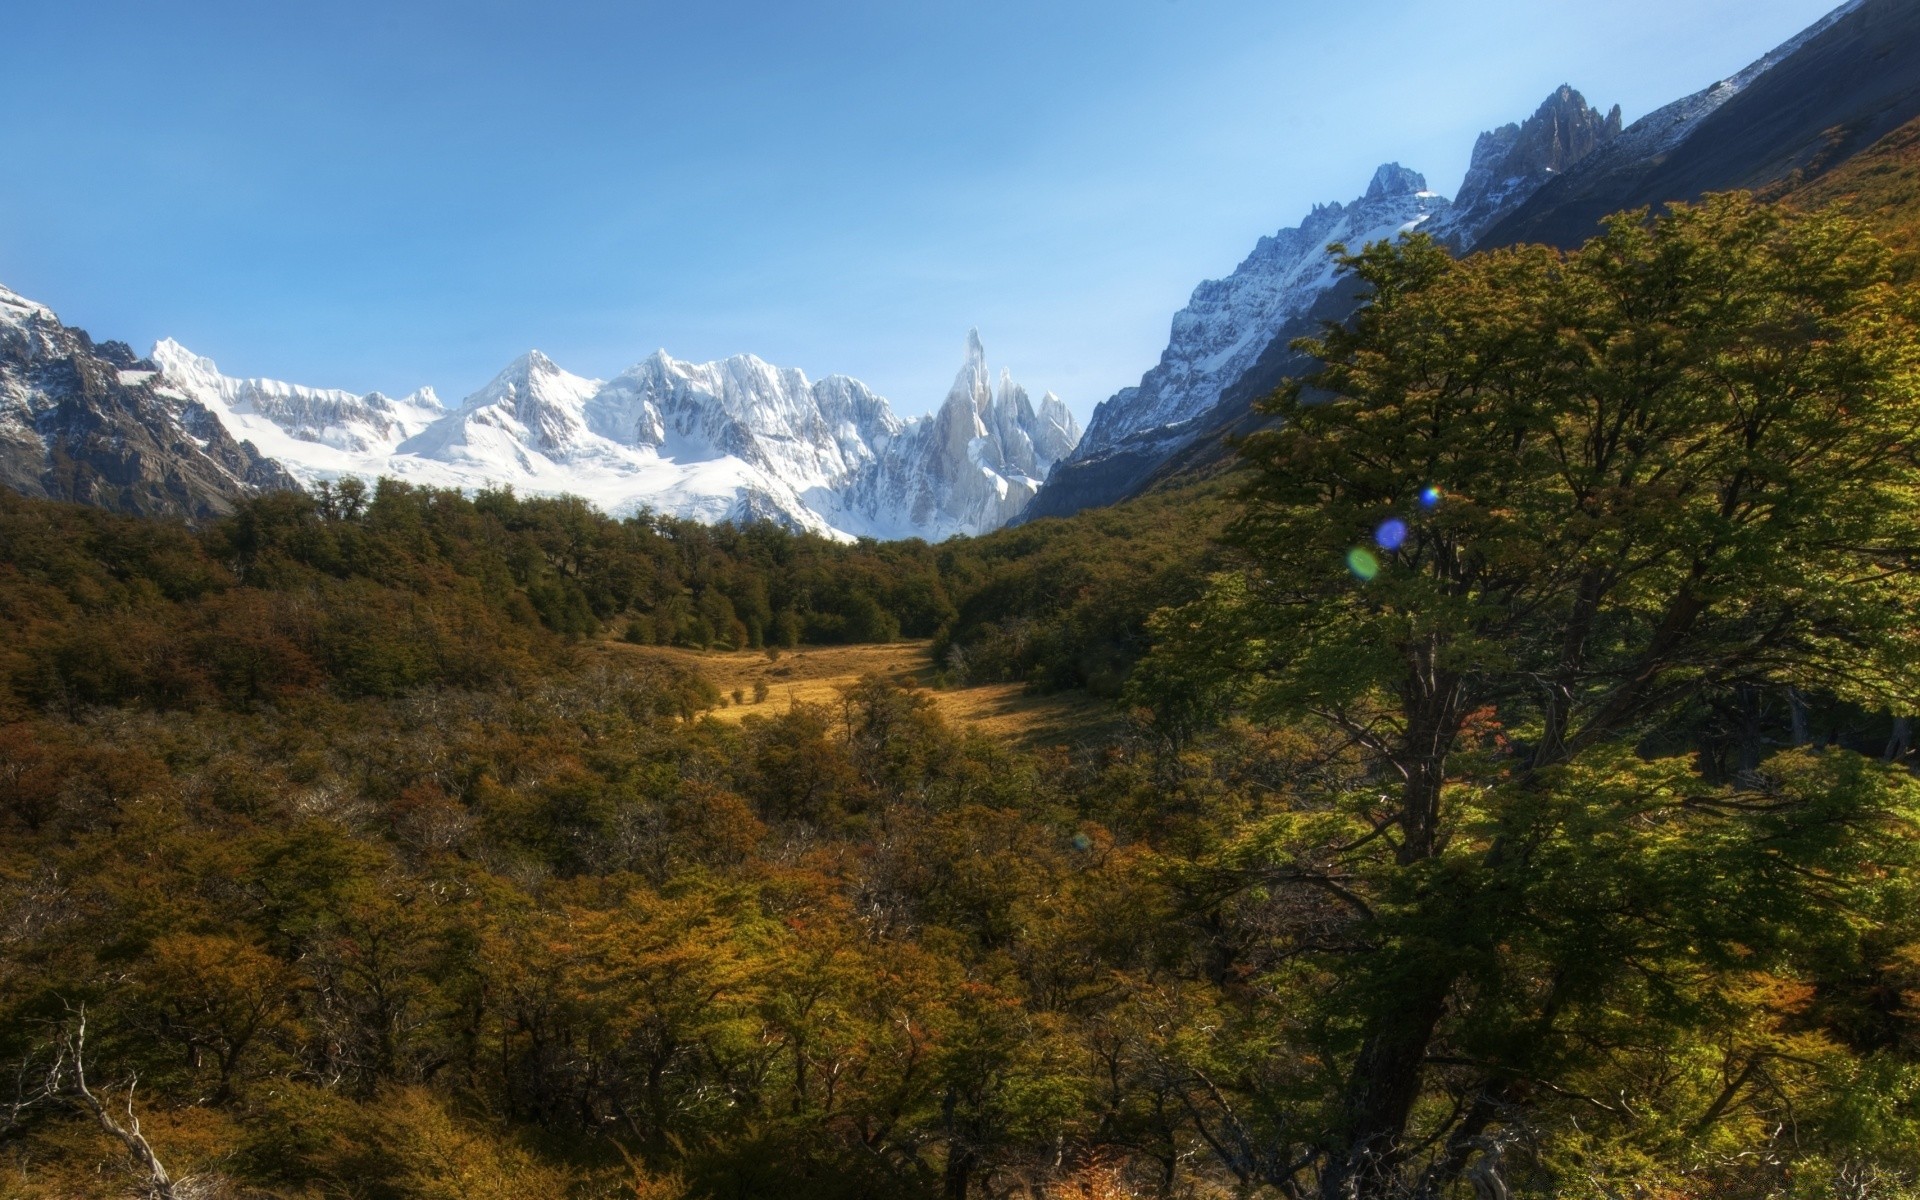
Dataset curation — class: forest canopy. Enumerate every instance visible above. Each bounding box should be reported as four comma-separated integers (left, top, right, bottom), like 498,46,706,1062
5,195,1920,1199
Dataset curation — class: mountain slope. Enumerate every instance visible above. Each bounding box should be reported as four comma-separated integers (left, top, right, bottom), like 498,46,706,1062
1022,165,1449,522
0,287,293,520
1021,87,1623,524
1074,163,1445,460
1777,112,1920,280
1481,0,1918,249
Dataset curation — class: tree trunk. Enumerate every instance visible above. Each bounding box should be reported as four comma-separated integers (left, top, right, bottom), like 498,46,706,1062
1318,968,1452,1199
944,1145,976,1200
1737,685,1764,774
1314,665,1470,1197
1884,715,1911,764
942,1086,976,1200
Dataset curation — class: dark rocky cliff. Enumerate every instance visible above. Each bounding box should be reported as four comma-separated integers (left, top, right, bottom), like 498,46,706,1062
0,287,295,521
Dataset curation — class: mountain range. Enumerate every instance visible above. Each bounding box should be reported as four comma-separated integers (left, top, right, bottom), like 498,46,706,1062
1024,0,1919,521
3,297,1077,538
3,0,1914,539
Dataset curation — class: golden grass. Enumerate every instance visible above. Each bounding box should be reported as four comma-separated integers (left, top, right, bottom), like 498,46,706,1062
599,639,1119,749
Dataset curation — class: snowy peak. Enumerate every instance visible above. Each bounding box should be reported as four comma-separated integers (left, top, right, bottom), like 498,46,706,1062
151,338,444,458
587,349,902,487
400,351,601,463
467,349,601,417
949,328,992,417
838,331,1080,540
1068,161,1449,461
0,284,54,330
1031,391,1080,467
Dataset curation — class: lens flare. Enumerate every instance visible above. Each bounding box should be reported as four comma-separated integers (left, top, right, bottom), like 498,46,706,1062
1375,518,1408,551
1419,486,1443,509
1347,547,1380,581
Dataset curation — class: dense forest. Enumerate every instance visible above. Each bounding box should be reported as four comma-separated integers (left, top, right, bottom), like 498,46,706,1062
7,191,1920,1200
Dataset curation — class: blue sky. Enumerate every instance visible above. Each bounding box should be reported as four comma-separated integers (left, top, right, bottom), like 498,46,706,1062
0,0,1850,418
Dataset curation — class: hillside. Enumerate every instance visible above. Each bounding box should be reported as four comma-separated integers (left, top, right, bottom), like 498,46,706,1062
1778,113,1920,279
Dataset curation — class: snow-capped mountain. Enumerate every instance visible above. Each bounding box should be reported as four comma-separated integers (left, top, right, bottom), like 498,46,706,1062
832,330,1079,539
1067,163,1450,465
151,339,444,457
1022,87,1625,524
398,351,599,467
150,328,1077,542
0,286,292,519
586,351,903,494
1426,86,1623,248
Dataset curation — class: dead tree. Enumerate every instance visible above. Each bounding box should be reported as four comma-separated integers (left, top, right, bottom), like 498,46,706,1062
28,1008,179,1200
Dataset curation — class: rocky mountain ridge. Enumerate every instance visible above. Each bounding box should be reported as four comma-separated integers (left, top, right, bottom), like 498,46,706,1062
1479,0,1911,248
1022,84,1623,522
1023,0,1917,524
1,286,292,520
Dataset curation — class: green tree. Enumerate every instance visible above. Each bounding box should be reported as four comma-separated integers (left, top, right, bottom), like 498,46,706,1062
1136,196,1920,1196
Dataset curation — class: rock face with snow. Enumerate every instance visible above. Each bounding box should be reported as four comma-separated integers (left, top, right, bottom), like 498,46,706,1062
1068,163,1446,466
585,351,903,495
0,287,293,520
1480,0,1915,249
1427,86,1622,248
834,330,1079,539
146,323,1077,542
150,339,442,457
399,351,599,467
1021,163,1467,522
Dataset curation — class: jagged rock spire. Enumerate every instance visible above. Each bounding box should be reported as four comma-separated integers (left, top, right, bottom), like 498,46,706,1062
1445,85,1622,249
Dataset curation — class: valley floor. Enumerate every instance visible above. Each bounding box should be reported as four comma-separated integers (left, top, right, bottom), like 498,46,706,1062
601,639,1119,748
